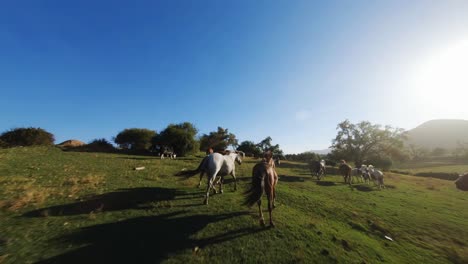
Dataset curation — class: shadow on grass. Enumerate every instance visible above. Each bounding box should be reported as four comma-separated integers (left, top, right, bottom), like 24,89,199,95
315,181,337,187
36,211,264,264
353,184,397,192
354,185,374,192
279,175,314,182
23,187,200,217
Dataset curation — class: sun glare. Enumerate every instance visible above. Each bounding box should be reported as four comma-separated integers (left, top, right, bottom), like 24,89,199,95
411,39,468,114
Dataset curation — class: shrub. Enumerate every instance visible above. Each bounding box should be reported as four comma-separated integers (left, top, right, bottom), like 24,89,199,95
114,128,156,150
0,127,54,147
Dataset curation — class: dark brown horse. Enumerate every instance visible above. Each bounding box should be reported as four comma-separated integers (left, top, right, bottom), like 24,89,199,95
244,151,278,227
339,160,352,185
455,173,468,191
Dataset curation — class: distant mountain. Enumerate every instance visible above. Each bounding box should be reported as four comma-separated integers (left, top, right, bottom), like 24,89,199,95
405,119,468,150
309,148,331,155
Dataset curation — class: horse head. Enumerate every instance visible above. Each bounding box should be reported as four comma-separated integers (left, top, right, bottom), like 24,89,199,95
235,153,242,165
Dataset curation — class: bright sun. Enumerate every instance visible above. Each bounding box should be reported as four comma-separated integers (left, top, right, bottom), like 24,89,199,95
411,39,468,116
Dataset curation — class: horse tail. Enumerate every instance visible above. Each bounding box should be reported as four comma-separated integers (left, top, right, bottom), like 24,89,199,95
175,156,208,177
243,163,265,207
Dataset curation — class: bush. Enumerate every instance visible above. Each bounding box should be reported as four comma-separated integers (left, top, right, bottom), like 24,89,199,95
154,122,198,156
0,127,54,147
0,139,6,148
114,128,156,150
367,156,393,171
68,138,115,153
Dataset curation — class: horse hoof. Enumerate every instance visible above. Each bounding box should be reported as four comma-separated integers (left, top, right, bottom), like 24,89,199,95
220,190,224,194
260,219,266,227
270,222,276,228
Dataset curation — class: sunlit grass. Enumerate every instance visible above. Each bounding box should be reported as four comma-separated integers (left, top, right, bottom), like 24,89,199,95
0,147,467,263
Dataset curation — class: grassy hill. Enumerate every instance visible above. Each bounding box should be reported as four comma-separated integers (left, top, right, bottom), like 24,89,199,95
406,119,468,150
1,147,467,263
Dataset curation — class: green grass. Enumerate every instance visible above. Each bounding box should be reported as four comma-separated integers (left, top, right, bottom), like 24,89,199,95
1,147,468,263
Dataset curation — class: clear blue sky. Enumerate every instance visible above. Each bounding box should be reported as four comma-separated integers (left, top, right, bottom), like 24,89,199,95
1,1,467,153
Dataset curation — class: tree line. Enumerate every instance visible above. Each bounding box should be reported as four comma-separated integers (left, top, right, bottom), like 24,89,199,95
1,120,467,168
0,123,284,158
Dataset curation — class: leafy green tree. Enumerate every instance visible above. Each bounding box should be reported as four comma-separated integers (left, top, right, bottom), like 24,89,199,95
154,122,198,156
199,127,238,152
237,141,262,157
285,152,320,162
0,127,55,147
114,128,156,150
330,120,406,166
257,136,284,157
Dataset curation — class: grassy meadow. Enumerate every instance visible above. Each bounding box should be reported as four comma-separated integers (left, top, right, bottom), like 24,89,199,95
1,147,467,263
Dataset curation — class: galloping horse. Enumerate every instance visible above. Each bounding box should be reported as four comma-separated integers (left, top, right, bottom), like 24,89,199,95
244,151,278,227
339,160,352,185
368,165,385,189
308,160,326,180
177,151,242,204
455,173,468,191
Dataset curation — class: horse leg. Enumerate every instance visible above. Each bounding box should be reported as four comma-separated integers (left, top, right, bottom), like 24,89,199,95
204,174,216,205
219,176,224,194
231,171,237,191
257,200,265,227
272,172,278,208
198,171,204,188
267,184,275,227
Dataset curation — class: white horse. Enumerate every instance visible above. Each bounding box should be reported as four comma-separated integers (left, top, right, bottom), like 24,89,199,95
368,165,385,189
202,152,242,204
360,164,372,184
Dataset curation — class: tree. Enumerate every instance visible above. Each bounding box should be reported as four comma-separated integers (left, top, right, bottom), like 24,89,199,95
237,141,262,157
114,128,156,150
408,144,430,161
154,122,198,156
199,127,238,152
0,127,54,147
257,136,284,157
431,147,447,157
330,120,406,166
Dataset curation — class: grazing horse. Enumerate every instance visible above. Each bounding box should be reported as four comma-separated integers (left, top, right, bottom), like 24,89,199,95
160,151,176,159
368,165,385,189
244,151,278,227
351,168,364,183
309,160,326,180
360,165,372,184
339,160,352,185
274,156,281,166
455,173,468,191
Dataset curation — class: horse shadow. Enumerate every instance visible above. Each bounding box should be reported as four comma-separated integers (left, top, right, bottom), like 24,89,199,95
315,181,337,187
353,184,396,192
23,187,200,217
35,211,264,264
279,175,313,182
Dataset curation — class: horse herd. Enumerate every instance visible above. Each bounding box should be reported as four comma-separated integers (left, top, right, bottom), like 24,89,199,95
177,150,278,227
177,152,468,227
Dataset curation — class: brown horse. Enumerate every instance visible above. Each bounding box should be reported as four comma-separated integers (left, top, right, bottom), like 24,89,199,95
244,151,278,227
339,160,352,185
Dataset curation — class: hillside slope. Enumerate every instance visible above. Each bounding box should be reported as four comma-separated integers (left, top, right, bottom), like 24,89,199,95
406,119,468,149
0,147,467,263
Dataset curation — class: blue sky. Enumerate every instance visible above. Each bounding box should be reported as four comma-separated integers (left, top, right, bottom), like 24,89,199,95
1,1,467,153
